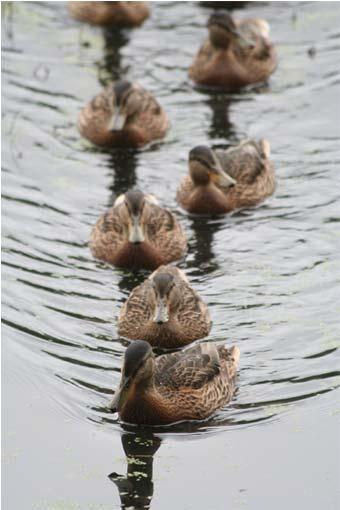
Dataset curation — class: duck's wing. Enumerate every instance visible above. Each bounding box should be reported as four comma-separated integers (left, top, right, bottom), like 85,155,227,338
145,204,187,260
215,139,269,184
129,86,163,117
119,279,154,326
89,85,114,115
176,175,195,209
238,18,272,60
78,86,114,139
97,204,124,236
176,280,211,330
155,343,221,389
145,204,176,238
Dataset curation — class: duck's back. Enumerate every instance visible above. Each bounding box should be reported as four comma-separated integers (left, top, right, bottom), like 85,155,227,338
144,205,187,262
215,140,267,184
89,203,125,263
127,88,170,144
154,343,239,421
237,18,277,77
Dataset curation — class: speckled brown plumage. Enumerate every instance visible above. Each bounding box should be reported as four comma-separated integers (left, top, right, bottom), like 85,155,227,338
69,1,150,27
177,139,275,215
118,266,211,348
90,192,187,269
111,341,239,425
189,14,277,90
78,82,169,148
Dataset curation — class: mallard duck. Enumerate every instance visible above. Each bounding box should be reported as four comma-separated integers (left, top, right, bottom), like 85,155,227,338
118,265,211,348
189,12,277,90
78,80,169,148
69,2,150,27
90,190,187,269
110,340,239,425
177,139,275,215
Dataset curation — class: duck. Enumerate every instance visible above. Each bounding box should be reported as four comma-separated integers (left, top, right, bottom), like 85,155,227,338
90,190,187,269
118,265,211,348
110,340,240,425
78,80,169,148
68,1,150,28
189,12,277,90
177,139,275,215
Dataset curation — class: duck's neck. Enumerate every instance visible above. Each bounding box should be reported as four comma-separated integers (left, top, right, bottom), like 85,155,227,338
147,316,183,345
120,380,166,425
209,27,232,50
189,183,230,214
115,240,162,269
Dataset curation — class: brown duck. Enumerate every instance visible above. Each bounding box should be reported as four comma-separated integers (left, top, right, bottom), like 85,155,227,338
69,2,150,27
189,12,277,90
177,139,275,215
110,340,240,425
118,265,211,348
90,190,187,269
78,80,169,148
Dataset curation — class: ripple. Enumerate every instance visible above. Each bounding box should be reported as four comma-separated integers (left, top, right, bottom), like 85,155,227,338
2,0,340,442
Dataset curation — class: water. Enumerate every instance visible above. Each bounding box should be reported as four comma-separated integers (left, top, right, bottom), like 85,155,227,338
2,1,340,509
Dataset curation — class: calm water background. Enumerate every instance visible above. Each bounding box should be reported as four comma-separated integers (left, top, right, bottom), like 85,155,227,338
2,1,340,509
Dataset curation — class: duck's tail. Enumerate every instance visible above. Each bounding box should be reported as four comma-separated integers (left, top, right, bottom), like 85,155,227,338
229,345,240,366
259,138,271,159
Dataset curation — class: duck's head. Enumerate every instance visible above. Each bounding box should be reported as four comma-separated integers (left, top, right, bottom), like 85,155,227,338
115,190,159,244
151,271,181,324
112,80,140,130
115,190,147,244
208,12,254,49
189,146,236,188
110,341,155,413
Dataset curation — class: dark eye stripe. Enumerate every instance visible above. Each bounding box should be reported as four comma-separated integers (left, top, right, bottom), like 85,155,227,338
191,156,212,168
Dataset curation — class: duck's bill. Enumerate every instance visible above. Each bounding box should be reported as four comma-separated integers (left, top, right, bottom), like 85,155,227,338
128,218,145,244
111,109,126,131
213,168,236,188
109,376,130,412
153,300,169,324
109,390,120,412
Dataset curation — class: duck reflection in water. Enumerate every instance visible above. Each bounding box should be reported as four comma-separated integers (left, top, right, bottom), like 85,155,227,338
205,93,238,143
109,431,161,510
187,215,226,275
97,28,130,85
200,2,248,9
108,148,139,206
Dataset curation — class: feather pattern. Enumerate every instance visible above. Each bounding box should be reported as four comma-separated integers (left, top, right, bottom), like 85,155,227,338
189,16,277,89
177,139,275,215
118,266,211,347
90,195,187,269
119,342,240,425
78,83,169,148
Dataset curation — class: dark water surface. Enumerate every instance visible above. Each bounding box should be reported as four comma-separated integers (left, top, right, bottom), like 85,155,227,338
2,2,340,509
